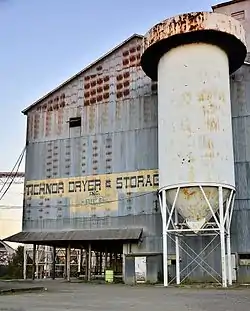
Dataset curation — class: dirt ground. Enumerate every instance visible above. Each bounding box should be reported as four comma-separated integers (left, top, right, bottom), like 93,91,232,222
0,280,250,311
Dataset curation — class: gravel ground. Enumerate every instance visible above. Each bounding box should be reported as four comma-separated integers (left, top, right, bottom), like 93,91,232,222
0,281,250,311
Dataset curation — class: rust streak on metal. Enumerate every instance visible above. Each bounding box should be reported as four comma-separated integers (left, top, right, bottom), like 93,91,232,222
182,188,197,198
143,11,246,50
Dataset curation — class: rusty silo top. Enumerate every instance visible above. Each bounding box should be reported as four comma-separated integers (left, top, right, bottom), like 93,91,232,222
140,11,247,81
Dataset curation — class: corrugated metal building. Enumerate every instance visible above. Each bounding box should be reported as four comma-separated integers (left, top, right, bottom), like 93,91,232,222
6,0,250,283
6,34,161,283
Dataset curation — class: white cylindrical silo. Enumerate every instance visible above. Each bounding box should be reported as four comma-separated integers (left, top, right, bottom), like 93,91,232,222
158,42,234,230
141,11,247,231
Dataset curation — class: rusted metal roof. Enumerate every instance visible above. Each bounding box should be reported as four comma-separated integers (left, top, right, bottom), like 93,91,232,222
212,0,246,10
141,11,246,81
22,34,143,115
4,228,143,244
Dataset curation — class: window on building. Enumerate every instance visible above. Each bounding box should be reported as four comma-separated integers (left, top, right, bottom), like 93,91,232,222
68,117,81,138
69,117,81,128
231,10,245,21
239,253,250,260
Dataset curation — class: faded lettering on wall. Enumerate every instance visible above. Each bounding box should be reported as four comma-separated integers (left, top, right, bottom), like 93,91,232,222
25,169,159,211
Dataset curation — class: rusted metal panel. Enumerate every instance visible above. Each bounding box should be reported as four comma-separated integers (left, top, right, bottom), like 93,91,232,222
143,11,246,50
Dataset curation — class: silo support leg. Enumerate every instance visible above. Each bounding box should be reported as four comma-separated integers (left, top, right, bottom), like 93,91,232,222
226,193,235,286
219,186,227,288
162,190,169,287
226,228,232,286
175,209,180,285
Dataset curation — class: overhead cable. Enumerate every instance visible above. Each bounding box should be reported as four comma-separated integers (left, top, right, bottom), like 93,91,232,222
0,146,26,201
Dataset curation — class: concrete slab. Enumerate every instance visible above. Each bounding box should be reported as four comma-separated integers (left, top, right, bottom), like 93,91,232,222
0,281,250,311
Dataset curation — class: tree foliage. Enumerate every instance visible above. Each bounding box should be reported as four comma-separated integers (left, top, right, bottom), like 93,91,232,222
5,246,33,279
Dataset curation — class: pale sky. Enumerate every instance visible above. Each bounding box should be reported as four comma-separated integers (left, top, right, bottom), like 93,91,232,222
0,0,222,172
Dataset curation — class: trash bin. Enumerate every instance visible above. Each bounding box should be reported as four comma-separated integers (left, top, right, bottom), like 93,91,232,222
105,269,114,283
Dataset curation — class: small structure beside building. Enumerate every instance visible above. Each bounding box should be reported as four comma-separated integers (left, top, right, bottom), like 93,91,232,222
0,240,15,266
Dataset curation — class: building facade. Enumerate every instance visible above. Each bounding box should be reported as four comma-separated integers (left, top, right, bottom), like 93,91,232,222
8,35,162,283
6,0,250,284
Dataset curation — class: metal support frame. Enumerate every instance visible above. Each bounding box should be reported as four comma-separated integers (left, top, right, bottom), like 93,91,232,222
23,245,27,280
88,243,92,281
158,183,235,288
78,249,82,274
52,246,56,280
32,244,36,280
66,244,71,282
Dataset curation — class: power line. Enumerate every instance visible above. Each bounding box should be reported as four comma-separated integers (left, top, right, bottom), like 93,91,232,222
0,146,26,201
0,147,25,195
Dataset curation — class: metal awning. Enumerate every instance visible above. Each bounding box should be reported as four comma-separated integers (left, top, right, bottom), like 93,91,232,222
4,228,143,245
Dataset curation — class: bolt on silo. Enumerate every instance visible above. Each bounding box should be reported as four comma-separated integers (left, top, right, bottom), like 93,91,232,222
141,12,246,287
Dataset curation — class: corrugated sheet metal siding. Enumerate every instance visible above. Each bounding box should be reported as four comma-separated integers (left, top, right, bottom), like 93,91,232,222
27,84,156,143
23,37,161,254
25,91,158,180
231,64,250,258
23,213,161,234
27,37,151,143
25,127,158,180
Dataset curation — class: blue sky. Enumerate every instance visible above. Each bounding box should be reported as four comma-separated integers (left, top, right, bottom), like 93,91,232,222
0,0,221,172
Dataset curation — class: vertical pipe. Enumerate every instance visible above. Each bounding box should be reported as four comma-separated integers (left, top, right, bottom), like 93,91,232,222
66,244,71,282
52,246,56,280
219,186,227,287
85,248,88,281
35,245,39,279
23,245,27,280
105,247,108,269
175,209,180,285
114,253,117,275
100,252,103,275
226,208,233,286
88,243,92,281
32,244,36,280
78,249,81,274
162,190,168,287
80,249,83,275
64,247,67,279
44,245,48,278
